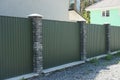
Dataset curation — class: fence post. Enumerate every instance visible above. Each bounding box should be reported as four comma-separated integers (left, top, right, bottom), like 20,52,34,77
28,14,43,75
104,24,110,54
78,21,87,61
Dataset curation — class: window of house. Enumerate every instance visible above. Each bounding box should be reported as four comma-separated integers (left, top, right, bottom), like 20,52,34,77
102,11,105,17
69,0,75,10
69,0,80,12
102,10,110,17
106,10,109,17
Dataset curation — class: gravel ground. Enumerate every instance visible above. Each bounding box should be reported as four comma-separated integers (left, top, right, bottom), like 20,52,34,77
31,54,120,80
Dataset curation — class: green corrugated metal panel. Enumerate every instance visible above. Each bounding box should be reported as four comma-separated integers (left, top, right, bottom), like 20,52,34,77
85,24,106,58
43,20,80,69
0,16,33,79
110,26,120,51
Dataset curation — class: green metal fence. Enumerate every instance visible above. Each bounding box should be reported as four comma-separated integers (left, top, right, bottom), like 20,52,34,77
0,16,33,79
43,20,81,69
85,24,106,58
1,16,120,79
110,26,120,51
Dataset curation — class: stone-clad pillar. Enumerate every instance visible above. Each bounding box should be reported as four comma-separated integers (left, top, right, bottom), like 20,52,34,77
28,14,43,74
78,21,87,61
104,24,110,54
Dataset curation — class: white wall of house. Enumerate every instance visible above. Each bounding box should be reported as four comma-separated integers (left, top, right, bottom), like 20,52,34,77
0,0,69,21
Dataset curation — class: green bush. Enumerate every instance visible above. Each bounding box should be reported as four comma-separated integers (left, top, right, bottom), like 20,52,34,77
115,52,120,56
104,54,112,60
89,58,98,63
20,78,27,80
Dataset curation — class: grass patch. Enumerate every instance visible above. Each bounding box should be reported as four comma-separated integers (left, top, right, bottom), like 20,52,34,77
89,58,98,63
104,54,112,60
20,78,27,80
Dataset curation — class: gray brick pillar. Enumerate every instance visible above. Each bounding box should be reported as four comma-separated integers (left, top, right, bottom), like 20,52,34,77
104,24,110,54
78,21,87,61
28,14,43,74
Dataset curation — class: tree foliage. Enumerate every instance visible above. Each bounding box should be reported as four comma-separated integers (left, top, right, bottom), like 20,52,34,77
80,0,97,23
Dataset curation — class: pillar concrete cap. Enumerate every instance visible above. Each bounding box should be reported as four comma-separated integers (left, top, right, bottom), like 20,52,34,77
28,13,43,18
